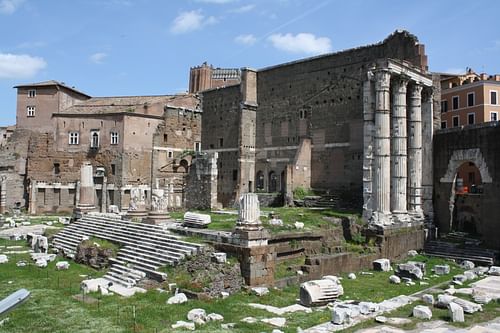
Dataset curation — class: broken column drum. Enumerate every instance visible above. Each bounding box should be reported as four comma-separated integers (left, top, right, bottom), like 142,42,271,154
236,193,262,231
300,278,344,307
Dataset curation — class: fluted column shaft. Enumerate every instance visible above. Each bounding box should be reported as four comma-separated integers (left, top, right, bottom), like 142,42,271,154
362,77,375,221
408,84,423,215
391,77,409,216
373,70,391,219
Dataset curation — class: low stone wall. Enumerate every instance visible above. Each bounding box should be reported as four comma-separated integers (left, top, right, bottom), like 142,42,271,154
256,193,283,207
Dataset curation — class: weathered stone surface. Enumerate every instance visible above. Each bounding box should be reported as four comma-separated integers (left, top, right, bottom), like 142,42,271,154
436,294,456,308
74,240,113,269
211,252,227,264
300,278,344,307
347,273,356,280
294,221,304,230
35,258,47,267
359,302,379,314
55,261,70,270
448,302,465,322
167,293,187,304
373,259,391,272
421,294,434,305
331,306,350,325
452,297,482,313
472,291,492,304
183,212,211,228
488,266,500,276
207,313,224,322
389,275,401,284
241,317,257,324
412,305,432,320
396,263,423,280
269,218,283,226
464,270,477,281
460,260,475,270
407,250,418,257
187,308,207,323
375,316,387,323
251,287,269,296
433,264,450,275
171,321,195,331
453,274,468,283
386,317,413,325
261,317,286,328
0,254,8,264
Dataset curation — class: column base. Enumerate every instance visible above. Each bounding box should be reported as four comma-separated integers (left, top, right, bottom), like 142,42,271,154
370,211,392,226
126,210,149,222
391,211,411,223
233,229,269,247
143,211,171,225
74,205,97,219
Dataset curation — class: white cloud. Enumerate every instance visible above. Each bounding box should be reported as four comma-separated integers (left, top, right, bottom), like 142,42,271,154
0,53,46,79
170,10,217,34
0,0,24,14
235,34,257,45
196,0,235,3
230,4,255,13
268,32,332,55
444,68,465,75
89,52,108,64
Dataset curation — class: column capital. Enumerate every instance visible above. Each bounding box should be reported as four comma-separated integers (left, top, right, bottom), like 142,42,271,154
422,87,434,103
375,70,391,90
409,83,423,98
392,75,410,94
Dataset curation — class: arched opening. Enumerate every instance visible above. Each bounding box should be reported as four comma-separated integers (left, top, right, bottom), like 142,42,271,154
280,170,286,192
256,171,264,191
91,131,100,149
177,159,189,173
450,161,483,235
268,171,277,193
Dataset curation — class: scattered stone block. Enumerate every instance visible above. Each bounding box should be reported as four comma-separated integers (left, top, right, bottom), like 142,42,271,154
294,221,304,229
396,263,423,280
35,259,47,268
261,317,286,328
55,261,70,270
422,294,434,305
448,302,464,322
269,218,283,226
272,330,284,333
375,316,387,323
460,260,475,270
389,275,401,284
386,317,412,325
300,278,343,306
331,306,351,325
220,291,229,299
16,260,26,267
464,270,477,280
187,308,207,324
474,266,489,276
168,283,177,292
211,252,227,264
221,323,235,329
453,274,468,283
488,266,500,276
207,313,224,321
167,293,187,304
433,264,450,275
412,305,432,320
251,287,269,296
407,250,418,257
183,212,211,228
407,261,426,274
436,294,456,308
444,286,456,295
373,258,391,272
419,281,428,286
241,317,257,323
452,297,482,313
359,302,379,314
0,254,8,264
171,321,195,331
347,273,356,280
297,270,304,276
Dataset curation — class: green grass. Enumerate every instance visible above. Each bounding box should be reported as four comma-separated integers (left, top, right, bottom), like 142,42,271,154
275,256,306,279
1,238,497,333
87,237,120,256
170,207,360,234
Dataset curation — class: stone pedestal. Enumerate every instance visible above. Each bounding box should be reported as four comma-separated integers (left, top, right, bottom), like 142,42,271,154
235,193,262,231
126,187,148,221
234,229,269,247
144,188,170,225
74,162,96,218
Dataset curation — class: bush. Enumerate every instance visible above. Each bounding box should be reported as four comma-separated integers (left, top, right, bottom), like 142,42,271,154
293,186,314,200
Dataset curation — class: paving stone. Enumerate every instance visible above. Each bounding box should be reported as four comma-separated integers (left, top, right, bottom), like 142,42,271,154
448,302,465,322
412,305,432,320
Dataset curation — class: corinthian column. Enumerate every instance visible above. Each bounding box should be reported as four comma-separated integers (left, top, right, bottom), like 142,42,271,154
373,70,391,224
391,76,409,221
362,73,375,221
408,83,423,217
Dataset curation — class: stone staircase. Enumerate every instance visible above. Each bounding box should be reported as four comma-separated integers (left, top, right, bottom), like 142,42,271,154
424,233,498,266
52,213,203,288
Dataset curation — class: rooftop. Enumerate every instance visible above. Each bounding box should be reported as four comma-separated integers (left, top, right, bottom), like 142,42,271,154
14,80,91,98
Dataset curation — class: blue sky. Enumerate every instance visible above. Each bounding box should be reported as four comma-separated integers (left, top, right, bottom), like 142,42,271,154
0,0,499,126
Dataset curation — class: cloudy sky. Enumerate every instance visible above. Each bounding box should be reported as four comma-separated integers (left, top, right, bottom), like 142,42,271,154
0,0,499,126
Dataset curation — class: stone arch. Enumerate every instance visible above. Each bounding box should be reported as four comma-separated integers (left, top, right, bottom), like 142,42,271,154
268,171,277,193
440,148,492,184
256,170,264,190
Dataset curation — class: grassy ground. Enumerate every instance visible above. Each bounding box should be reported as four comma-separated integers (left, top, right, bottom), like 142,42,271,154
0,238,497,333
170,207,360,233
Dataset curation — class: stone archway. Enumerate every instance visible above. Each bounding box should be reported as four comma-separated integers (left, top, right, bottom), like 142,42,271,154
441,148,491,234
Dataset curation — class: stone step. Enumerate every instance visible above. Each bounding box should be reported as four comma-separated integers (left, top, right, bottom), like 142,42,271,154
109,265,145,280
121,246,179,263
116,252,162,270
109,257,167,280
102,273,133,288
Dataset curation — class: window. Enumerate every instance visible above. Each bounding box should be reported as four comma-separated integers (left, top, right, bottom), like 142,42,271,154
69,132,79,145
441,100,448,113
299,109,307,119
441,121,447,129
26,106,35,117
467,113,475,125
452,116,459,127
194,141,201,152
53,163,60,175
110,132,119,145
219,138,224,148
491,112,498,122
111,164,116,175
167,151,173,158
163,134,168,143
452,96,459,110
232,169,238,181
90,131,100,148
491,91,498,105
467,92,475,107
28,89,36,98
